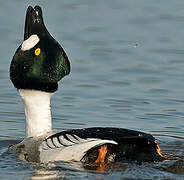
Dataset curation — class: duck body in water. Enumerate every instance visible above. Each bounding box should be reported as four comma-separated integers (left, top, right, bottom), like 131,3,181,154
10,5,165,164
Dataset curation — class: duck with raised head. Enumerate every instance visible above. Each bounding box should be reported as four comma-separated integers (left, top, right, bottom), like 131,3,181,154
10,5,166,164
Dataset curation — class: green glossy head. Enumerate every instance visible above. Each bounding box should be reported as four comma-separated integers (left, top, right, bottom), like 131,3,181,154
10,6,70,92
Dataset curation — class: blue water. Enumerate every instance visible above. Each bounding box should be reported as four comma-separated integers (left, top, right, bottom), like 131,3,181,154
1,0,184,179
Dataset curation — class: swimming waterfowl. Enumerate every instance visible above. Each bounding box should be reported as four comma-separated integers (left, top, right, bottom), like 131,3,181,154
10,5,166,164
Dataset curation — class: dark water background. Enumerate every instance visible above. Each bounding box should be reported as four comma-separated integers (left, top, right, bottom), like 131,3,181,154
1,0,184,179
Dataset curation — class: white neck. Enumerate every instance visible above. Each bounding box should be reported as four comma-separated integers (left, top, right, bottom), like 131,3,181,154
19,89,53,138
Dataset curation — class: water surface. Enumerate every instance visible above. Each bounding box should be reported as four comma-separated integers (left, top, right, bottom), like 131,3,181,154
1,0,184,179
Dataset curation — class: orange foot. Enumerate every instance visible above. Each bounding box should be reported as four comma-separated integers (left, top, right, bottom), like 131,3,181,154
95,144,107,163
155,140,171,159
95,144,108,172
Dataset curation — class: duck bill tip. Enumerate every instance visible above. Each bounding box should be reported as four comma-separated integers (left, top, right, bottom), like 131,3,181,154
24,5,45,40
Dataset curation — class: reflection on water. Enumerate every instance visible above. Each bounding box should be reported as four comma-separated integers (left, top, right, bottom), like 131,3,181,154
2,144,184,180
1,0,184,179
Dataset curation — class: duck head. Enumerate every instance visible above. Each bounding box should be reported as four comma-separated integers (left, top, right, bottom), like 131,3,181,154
10,5,70,92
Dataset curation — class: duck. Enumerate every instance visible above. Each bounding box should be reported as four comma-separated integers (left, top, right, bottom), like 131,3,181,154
9,5,166,164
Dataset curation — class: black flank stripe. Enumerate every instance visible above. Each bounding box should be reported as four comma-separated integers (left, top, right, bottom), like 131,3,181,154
71,134,80,143
51,137,58,148
46,139,54,149
57,135,67,147
64,134,75,143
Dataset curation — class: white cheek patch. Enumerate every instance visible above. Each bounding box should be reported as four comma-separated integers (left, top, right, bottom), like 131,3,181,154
21,34,40,51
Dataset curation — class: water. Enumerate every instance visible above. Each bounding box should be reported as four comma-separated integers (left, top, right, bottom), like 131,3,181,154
1,0,184,179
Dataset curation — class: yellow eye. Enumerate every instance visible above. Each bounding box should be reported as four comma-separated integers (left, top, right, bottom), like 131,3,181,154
35,48,41,56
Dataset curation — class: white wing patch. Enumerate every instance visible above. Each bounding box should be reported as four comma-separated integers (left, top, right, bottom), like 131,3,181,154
21,34,40,51
39,134,117,163
58,135,74,146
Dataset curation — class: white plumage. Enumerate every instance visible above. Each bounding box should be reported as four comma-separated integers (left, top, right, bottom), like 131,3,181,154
21,34,40,51
39,134,118,163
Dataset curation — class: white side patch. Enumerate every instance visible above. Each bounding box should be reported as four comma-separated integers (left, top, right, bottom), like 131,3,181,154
39,136,118,163
21,34,40,51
